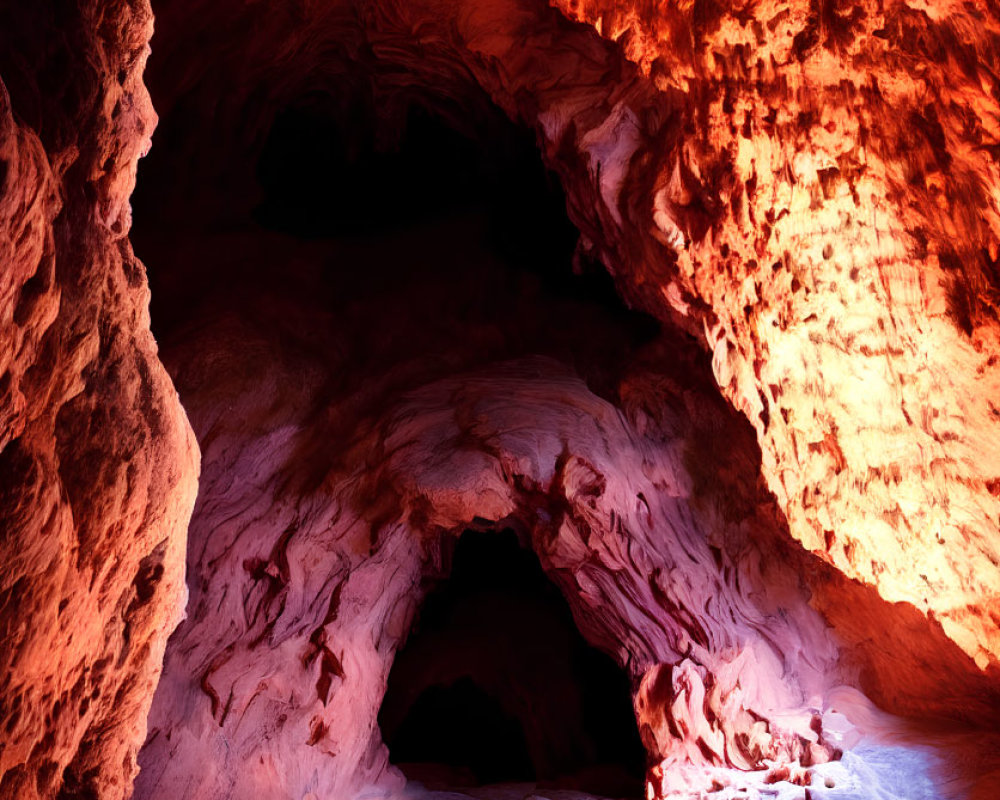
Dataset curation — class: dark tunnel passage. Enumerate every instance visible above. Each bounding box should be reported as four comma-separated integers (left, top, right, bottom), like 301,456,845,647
377,529,647,796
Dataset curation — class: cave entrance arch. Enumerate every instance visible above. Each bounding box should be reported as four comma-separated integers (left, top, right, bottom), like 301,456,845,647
377,528,646,796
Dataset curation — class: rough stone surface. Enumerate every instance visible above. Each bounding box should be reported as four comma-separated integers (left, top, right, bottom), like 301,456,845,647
553,0,1000,670
0,3,198,798
138,0,1000,670
2,0,1000,799
137,303,849,800
130,0,1000,796
134,229,996,800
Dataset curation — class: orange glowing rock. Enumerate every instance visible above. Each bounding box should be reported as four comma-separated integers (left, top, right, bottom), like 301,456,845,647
554,0,1000,669
2,0,1000,799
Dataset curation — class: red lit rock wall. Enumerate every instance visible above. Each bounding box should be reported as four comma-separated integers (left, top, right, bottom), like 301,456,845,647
135,294,847,798
134,247,998,799
146,0,1000,674
2,0,1000,798
552,0,1000,669
145,0,1000,672
131,0,1000,795
0,3,199,798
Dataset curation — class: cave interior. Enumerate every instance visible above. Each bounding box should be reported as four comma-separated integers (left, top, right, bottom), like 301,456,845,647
131,52,660,797
2,1,1000,800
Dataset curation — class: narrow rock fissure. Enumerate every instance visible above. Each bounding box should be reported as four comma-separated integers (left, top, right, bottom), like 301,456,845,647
378,529,646,798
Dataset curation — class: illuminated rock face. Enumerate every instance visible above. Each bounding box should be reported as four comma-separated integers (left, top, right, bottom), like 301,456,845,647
552,0,1000,669
2,0,1000,799
139,0,1000,669
135,305,848,799
0,4,199,799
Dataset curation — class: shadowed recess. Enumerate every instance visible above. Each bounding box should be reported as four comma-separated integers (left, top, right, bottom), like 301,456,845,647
133,90,662,405
378,529,647,795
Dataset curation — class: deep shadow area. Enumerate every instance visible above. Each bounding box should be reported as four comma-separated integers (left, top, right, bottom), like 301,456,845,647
131,88,662,406
378,529,646,796
254,101,572,253
388,676,536,785
251,98,634,323
249,99,648,337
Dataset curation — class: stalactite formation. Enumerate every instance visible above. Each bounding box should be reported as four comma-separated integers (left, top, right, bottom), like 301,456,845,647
1,1,999,800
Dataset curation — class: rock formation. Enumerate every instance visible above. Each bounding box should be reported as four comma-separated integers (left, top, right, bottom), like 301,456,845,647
0,3,198,798
1,0,999,799
554,0,1000,671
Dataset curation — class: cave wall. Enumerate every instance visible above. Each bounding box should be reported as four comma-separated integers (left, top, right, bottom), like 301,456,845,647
0,2,199,798
134,259,999,799
140,0,1000,669
1,0,1000,799
129,0,1000,790
552,0,1000,669
136,319,848,798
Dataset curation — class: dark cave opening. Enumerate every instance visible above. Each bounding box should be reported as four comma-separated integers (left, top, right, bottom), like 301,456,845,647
386,676,537,786
129,60,662,797
252,99,575,255
131,87,661,403
377,529,647,797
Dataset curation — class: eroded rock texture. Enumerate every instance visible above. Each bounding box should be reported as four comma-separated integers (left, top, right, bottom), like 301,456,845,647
138,286,853,799
138,0,1000,670
553,0,1000,669
128,0,1000,798
3,0,1000,799
0,2,198,799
